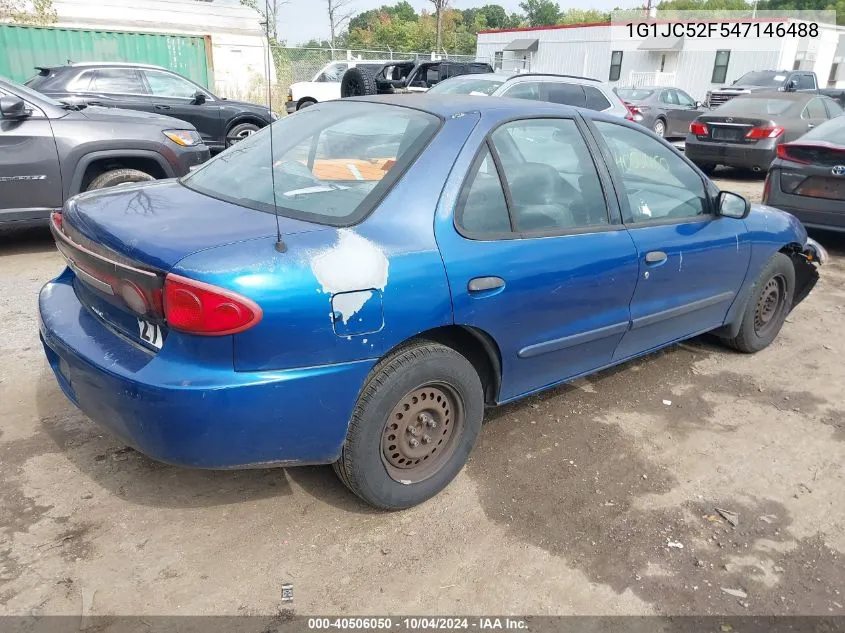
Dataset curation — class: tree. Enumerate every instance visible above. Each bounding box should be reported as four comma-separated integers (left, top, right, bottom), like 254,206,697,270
0,0,57,25
558,8,611,23
519,0,561,26
327,0,357,47
429,0,449,53
240,0,289,41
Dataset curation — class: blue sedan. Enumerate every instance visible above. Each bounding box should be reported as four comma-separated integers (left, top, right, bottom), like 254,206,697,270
39,95,826,509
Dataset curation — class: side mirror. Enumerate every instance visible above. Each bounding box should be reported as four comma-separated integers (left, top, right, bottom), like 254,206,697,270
695,101,704,109
191,91,207,105
717,191,750,219
0,96,31,119
785,79,798,92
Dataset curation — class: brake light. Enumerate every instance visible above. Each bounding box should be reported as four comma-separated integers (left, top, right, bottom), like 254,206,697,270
163,274,262,336
690,122,709,136
52,211,63,229
745,126,784,140
762,173,771,201
623,101,642,121
776,144,810,164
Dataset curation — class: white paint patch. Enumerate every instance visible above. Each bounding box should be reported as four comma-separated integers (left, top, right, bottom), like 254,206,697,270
310,230,389,325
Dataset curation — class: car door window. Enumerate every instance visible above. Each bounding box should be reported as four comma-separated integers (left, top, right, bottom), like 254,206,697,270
594,121,707,223
824,98,844,118
67,71,94,92
796,73,816,90
316,63,348,82
90,69,146,94
584,86,611,111
803,98,828,120
502,81,540,100
455,146,512,236
143,70,203,99
544,82,586,108
675,90,696,107
491,118,609,232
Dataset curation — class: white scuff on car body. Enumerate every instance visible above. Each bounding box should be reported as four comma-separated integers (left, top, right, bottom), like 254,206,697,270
310,229,389,325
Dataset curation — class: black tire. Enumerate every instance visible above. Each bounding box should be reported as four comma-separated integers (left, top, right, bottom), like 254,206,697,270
720,252,795,353
333,341,484,509
86,168,155,191
226,122,260,147
297,99,316,110
341,66,378,98
653,118,666,138
697,163,717,176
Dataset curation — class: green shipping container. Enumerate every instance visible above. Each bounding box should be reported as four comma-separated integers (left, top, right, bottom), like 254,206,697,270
0,24,211,87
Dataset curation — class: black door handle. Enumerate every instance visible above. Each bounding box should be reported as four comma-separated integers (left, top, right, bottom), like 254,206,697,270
645,251,668,265
468,276,505,292
155,104,171,110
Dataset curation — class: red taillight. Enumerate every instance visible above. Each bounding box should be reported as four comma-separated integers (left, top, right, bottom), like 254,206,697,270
762,173,771,202
745,126,784,140
52,211,63,229
623,101,641,121
690,122,709,136
776,144,810,164
163,274,262,336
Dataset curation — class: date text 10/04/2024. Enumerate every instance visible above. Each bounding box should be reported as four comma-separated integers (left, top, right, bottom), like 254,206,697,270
307,618,529,630
626,21,819,38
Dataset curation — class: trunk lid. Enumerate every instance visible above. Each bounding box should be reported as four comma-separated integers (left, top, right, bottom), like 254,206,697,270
65,180,321,270
697,115,771,144
56,180,324,352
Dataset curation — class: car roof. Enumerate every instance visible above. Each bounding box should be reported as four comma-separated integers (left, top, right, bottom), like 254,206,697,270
64,61,167,70
350,93,586,119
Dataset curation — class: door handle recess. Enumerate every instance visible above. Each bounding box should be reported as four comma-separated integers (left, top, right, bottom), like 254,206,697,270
645,251,668,265
468,276,505,292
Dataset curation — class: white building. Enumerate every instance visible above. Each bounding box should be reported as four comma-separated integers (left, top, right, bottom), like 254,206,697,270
47,0,271,98
476,18,845,101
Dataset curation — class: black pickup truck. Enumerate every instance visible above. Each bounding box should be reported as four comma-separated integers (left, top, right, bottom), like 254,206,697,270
706,70,845,109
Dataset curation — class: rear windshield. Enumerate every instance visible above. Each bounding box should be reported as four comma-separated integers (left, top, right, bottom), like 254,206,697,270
716,97,794,116
615,88,654,100
733,71,785,87
799,115,845,145
182,101,441,226
427,75,504,96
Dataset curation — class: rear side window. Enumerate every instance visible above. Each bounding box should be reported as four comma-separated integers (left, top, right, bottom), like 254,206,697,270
456,147,511,236
502,81,540,100
90,68,146,94
545,83,586,108
825,99,844,118
803,98,828,120
182,101,441,226
584,86,611,111
800,115,845,144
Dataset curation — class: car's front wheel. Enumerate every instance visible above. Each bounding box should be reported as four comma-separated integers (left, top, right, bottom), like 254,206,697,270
720,252,795,353
333,341,484,509
86,168,155,191
226,122,260,146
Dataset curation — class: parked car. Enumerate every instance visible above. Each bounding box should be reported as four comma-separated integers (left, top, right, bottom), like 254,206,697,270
763,114,845,232
428,73,630,119
40,95,825,509
707,69,845,109
26,62,276,152
614,86,706,138
286,60,391,113
0,76,208,228
340,60,493,97
685,91,844,174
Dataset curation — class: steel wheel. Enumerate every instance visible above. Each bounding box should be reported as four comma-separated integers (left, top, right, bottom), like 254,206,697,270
754,274,787,337
380,383,464,484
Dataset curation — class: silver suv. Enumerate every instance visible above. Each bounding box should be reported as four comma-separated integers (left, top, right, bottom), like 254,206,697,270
427,72,631,119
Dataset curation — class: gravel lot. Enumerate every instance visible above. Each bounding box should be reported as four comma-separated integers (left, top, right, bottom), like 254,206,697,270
1,174,844,617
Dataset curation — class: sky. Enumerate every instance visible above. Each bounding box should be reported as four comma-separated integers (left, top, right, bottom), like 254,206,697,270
273,0,615,46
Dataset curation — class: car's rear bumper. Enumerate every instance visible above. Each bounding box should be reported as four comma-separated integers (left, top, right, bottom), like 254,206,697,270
764,171,845,232
685,141,776,171
39,271,374,469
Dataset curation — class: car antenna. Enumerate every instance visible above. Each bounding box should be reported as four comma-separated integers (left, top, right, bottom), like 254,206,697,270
264,0,286,253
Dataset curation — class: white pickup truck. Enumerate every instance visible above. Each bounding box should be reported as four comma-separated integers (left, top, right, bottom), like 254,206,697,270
286,60,391,113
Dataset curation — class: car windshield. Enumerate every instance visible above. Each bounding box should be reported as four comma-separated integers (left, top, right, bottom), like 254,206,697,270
0,76,64,107
427,75,504,96
799,115,845,145
615,88,654,100
733,71,785,87
182,101,441,226
716,97,794,116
